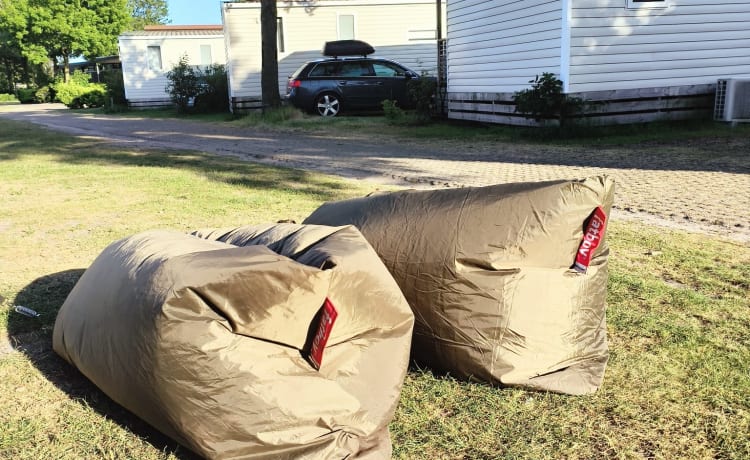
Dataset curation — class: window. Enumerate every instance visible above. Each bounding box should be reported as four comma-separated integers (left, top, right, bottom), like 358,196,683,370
277,17,285,53
147,46,162,71
372,62,406,77
200,45,212,66
627,0,668,9
338,14,355,40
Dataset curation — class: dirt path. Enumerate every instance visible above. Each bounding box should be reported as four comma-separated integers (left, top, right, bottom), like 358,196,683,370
2,103,749,243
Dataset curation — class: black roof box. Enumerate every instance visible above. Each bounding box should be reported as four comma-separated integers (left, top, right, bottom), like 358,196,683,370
322,40,375,58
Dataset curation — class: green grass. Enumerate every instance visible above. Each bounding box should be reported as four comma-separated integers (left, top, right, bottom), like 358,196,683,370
1,118,749,459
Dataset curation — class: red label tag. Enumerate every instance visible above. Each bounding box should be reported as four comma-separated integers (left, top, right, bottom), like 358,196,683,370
307,298,338,370
573,206,607,273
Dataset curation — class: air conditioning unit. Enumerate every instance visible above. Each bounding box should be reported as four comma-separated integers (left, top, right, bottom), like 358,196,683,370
714,79,750,122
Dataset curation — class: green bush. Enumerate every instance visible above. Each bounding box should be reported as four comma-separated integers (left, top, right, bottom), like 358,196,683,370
17,88,37,104
71,87,107,108
195,64,229,113
407,75,437,123
53,71,107,108
34,86,53,103
165,54,202,113
512,73,583,127
0,93,18,102
54,82,107,108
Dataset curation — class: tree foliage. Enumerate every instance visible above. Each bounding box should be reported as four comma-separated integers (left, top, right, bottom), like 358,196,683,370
127,0,169,31
0,0,129,82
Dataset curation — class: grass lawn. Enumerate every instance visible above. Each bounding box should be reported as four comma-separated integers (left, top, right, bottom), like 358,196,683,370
1,118,748,459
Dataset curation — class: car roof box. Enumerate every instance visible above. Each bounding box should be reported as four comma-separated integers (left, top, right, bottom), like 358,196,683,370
322,40,375,58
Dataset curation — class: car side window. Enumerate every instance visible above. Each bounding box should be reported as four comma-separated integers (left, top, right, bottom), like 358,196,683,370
309,63,337,77
338,62,370,77
372,62,405,77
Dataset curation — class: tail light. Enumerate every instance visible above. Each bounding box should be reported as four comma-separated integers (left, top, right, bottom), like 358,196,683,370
288,79,302,88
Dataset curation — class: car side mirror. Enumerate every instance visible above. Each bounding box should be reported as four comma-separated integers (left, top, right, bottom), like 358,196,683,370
405,70,419,79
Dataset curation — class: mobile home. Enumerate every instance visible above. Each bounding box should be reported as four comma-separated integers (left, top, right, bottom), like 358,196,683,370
446,0,750,124
119,25,226,108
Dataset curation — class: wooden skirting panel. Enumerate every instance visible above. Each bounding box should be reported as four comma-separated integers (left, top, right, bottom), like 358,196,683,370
231,96,264,113
127,98,174,109
447,84,716,126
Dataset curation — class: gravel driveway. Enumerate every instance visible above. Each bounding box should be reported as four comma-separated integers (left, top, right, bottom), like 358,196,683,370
2,103,748,243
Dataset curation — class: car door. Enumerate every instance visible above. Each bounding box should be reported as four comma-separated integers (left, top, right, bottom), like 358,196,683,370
371,61,411,108
336,61,388,109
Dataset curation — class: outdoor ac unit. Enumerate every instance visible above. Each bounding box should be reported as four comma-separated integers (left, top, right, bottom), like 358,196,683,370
714,79,750,122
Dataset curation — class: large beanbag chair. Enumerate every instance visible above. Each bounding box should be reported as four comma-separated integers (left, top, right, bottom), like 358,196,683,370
303,176,615,395
53,224,414,459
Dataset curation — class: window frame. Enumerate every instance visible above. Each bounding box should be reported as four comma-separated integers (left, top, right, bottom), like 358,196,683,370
147,45,162,71
626,0,668,9
200,44,212,67
337,13,355,40
277,17,285,53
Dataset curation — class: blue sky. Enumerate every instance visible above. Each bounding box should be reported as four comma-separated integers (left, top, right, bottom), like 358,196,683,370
166,0,223,25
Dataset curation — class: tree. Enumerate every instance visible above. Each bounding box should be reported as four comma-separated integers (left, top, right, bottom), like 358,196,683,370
0,0,129,82
260,0,280,109
127,0,169,31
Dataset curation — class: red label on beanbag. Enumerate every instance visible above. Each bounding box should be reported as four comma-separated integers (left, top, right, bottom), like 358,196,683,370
574,207,607,273
307,298,338,370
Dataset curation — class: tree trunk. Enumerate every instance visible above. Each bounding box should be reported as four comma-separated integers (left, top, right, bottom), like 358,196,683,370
260,0,280,110
63,54,71,83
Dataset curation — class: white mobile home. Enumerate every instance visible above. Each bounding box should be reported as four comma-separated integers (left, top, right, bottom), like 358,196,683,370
119,25,226,107
446,0,750,124
223,0,444,112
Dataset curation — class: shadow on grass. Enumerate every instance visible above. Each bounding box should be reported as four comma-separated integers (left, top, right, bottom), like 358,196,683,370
0,119,352,203
9,271,200,460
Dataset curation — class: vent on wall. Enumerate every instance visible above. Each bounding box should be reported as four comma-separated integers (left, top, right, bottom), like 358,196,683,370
714,79,750,122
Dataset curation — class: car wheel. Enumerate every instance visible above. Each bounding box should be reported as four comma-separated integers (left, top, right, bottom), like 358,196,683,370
315,92,341,117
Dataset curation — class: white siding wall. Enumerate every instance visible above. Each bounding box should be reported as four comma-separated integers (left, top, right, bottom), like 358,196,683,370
224,0,442,100
446,0,564,93
119,34,226,102
569,0,750,92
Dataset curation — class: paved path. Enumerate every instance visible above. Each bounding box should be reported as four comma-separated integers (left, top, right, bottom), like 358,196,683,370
2,104,749,242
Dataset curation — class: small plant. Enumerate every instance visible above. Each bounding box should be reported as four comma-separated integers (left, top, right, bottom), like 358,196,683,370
513,73,583,127
0,93,19,103
165,54,202,113
382,99,405,123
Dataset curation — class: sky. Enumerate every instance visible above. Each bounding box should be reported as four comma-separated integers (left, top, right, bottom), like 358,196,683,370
166,0,223,25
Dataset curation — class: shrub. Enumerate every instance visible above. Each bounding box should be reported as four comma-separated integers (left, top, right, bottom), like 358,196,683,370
195,64,229,113
34,86,53,103
407,75,437,123
71,87,107,108
165,54,202,113
512,73,583,127
17,88,37,104
0,93,18,103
